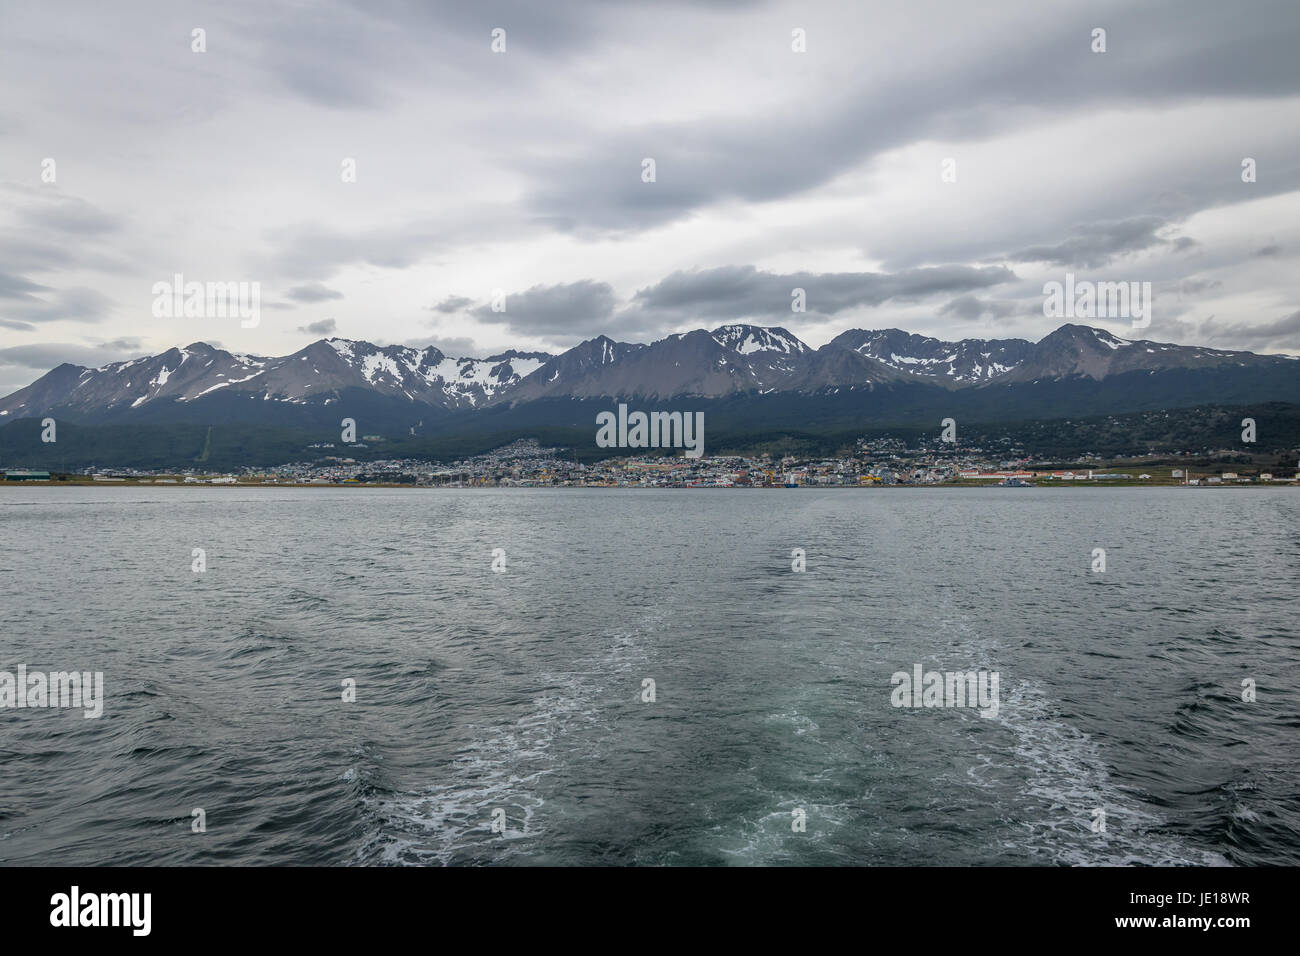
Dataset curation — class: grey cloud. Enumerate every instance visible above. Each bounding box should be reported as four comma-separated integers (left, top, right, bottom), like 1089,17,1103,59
628,265,1016,323
940,294,1020,320
2,0,1298,361
397,334,482,357
0,285,113,324
253,0,755,112
429,295,473,314
1206,310,1300,351
0,237,77,274
286,283,344,302
259,212,521,280
261,221,441,280
0,341,145,370
96,337,144,351
1008,217,1185,269
0,271,52,300
256,7,397,109
0,235,125,275
470,279,617,334
345,0,608,56
32,287,115,322
298,318,338,335
1177,278,1223,296
16,195,121,236
1253,244,1283,257
524,1,1300,232
0,186,126,266
255,0,608,111
0,337,145,401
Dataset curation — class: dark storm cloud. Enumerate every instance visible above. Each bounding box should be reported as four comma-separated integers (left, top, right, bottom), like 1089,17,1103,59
627,264,1016,323
1007,216,1183,269
523,0,1300,232
286,283,344,303
2,0,1297,358
256,0,762,110
470,279,618,334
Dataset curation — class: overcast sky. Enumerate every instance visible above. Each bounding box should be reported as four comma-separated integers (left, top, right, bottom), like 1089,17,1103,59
2,0,1299,394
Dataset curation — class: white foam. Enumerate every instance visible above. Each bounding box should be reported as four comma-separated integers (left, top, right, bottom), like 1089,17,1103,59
359,612,665,865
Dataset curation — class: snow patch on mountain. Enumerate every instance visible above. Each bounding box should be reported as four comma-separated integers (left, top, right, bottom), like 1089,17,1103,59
361,352,402,384
712,324,809,355
1092,328,1132,350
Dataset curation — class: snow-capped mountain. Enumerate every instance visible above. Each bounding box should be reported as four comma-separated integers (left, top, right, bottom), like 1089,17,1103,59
710,324,808,356
0,339,551,422
991,324,1270,383
507,325,821,401
315,340,549,407
831,329,1034,385
0,343,274,421
826,324,1292,389
1,324,1294,426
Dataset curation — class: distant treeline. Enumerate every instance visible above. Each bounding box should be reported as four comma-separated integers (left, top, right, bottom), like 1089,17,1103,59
2,401,1297,471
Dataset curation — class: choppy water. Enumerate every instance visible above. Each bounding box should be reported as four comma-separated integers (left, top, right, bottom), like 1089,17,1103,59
1,486,1296,866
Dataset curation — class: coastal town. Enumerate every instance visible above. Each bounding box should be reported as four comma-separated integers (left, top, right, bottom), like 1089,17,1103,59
4,437,1295,487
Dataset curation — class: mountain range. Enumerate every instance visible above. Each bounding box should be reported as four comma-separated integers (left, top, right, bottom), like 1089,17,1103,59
3,323,1295,430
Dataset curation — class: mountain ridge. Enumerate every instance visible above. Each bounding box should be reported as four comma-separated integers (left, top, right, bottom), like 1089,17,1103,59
2,323,1295,429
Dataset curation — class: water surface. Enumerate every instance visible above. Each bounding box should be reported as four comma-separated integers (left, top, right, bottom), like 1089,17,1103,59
1,486,1296,866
